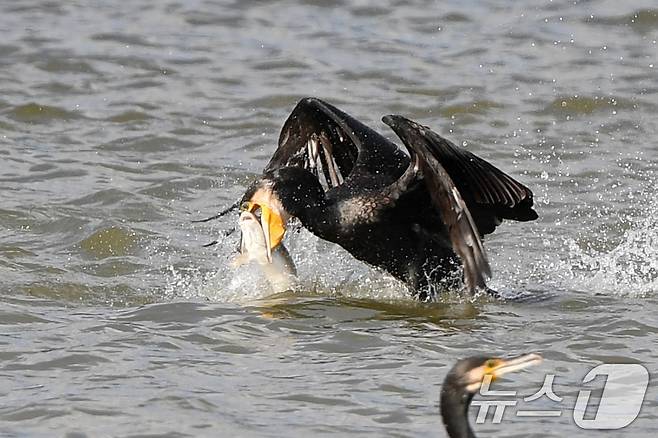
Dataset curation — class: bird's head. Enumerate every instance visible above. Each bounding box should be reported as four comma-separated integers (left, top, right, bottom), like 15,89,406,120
240,167,325,262
440,353,543,438
448,353,543,394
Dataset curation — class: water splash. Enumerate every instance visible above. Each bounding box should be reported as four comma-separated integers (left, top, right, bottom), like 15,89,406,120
560,218,657,297
555,187,657,297
163,226,414,304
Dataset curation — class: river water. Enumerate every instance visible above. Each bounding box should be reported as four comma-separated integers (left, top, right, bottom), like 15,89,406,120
1,0,657,437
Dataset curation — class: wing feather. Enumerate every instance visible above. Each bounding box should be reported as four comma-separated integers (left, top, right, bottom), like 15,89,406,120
383,115,491,293
383,115,537,235
265,97,407,191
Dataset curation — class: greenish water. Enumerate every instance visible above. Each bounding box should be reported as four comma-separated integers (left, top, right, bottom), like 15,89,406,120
1,1,656,437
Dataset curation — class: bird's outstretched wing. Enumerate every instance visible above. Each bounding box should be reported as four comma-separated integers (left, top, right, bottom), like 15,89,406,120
383,115,491,293
265,97,407,190
383,115,537,235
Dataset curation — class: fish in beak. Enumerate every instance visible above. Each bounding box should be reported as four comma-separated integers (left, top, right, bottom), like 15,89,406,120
233,209,297,292
240,201,286,263
464,353,543,393
234,210,269,265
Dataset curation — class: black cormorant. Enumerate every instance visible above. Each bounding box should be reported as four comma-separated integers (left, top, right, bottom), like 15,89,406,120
441,353,543,438
238,97,538,299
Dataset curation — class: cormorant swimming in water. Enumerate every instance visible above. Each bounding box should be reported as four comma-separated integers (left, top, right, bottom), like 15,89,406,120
440,353,542,438
237,97,537,299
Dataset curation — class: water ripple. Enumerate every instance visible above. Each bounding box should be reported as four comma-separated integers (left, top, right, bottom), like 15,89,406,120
1,0,657,436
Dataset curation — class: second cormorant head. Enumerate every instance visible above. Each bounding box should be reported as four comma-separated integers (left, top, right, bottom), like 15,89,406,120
440,353,543,438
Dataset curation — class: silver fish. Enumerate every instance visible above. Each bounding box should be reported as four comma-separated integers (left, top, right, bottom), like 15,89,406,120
233,210,297,292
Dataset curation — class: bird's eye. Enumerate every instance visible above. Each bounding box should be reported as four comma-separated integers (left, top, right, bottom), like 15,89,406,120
240,202,250,211
485,359,497,369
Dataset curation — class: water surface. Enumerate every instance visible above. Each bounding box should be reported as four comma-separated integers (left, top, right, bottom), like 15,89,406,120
1,0,657,436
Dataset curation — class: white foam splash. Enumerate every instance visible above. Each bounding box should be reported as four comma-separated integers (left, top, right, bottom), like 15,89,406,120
555,191,657,297
163,259,281,304
164,227,414,304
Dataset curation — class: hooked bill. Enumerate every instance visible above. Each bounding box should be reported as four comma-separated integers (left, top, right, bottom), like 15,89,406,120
233,210,297,292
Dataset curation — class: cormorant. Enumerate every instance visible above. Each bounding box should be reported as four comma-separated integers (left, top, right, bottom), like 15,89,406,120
440,353,542,438
237,97,538,299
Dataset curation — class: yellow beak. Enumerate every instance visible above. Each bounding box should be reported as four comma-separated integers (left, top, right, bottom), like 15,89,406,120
488,353,543,379
464,353,543,393
242,201,286,263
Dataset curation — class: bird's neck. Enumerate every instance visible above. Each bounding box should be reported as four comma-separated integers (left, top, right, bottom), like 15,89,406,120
295,203,336,239
440,386,475,438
